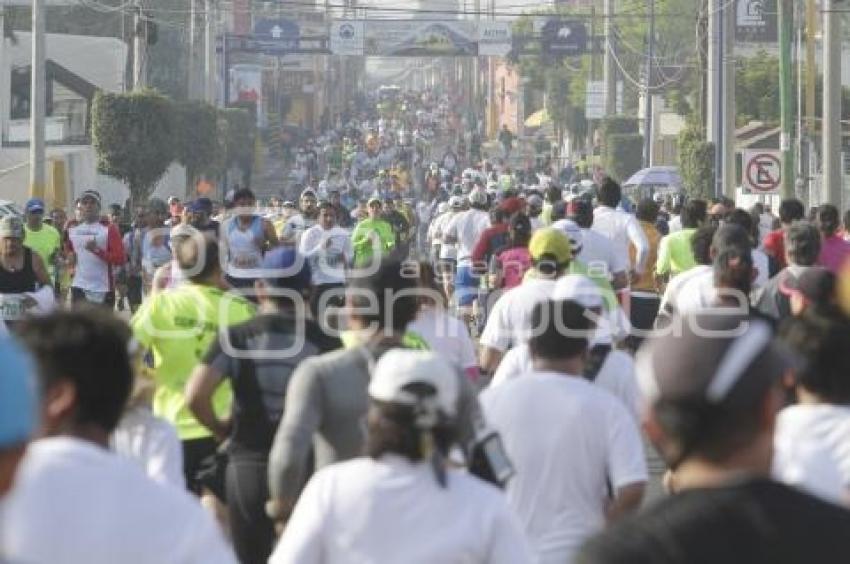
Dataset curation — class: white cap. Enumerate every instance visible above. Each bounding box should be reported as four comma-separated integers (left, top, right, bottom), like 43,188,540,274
553,274,604,309
552,219,583,253
368,350,458,419
449,196,464,209
469,188,488,206
437,202,449,214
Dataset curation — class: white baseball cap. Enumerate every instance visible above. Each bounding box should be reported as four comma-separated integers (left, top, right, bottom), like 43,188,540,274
469,188,488,206
449,196,464,209
368,350,458,419
553,274,604,309
552,219,583,254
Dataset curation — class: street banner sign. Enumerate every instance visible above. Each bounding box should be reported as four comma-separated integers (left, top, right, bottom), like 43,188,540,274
253,18,300,47
330,20,365,56
586,81,605,119
363,20,477,57
477,22,512,56
541,19,588,56
735,0,778,43
743,150,782,193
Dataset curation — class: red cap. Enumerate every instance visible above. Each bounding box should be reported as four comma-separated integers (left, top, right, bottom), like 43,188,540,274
500,197,524,215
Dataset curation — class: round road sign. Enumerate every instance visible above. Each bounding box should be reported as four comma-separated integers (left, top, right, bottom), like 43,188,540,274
745,152,781,193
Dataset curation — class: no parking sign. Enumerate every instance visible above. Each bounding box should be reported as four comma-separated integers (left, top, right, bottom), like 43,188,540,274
742,150,782,194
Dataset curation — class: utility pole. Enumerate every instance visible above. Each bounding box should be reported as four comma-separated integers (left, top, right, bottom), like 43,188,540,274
643,0,655,168
721,0,735,199
708,0,723,197
822,0,843,206
30,0,46,198
205,0,216,104
779,0,795,198
603,0,616,116
0,7,9,146
188,0,197,100
805,0,817,202
133,1,147,89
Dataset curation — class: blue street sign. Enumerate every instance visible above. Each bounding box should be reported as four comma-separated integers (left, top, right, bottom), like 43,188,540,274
541,20,587,56
253,18,300,42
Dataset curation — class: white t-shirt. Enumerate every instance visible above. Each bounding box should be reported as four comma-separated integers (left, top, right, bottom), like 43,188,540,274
490,343,641,422
269,455,533,564
68,221,111,292
1,437,236,564
480,372,648,564
479,278,558,353
673,268,719,314
774,404,850,504
658,264,712,315
752,248,769,289
553,220,626,279
445,209,491,265
110,406,184,488
298,225,352,286
592,206,649,274
407,306,479,372
668,214,682,233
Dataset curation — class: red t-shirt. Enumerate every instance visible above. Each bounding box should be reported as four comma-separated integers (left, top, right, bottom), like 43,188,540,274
763,229,786,270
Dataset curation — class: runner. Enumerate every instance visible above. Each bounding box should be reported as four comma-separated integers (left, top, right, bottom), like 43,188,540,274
351,197,396,267
482,299,647,563
187,247,341,564
578,312,850,564
222,188,279,290
755,221,822,320
266,260,482,526
763,198,805,271
815,204,850,273
299,200,352,324
443,187,491,312
4,309,237,563
22,197,61,287
270,350,532,564
66,190,125,307
131,234,255,493
0,216,52,332
655,199,706,281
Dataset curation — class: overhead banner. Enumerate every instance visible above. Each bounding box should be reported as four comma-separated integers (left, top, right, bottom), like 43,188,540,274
364,20,477,56
735,0,778,43
329,20,512,57
330,20,365,56
478,22,512,56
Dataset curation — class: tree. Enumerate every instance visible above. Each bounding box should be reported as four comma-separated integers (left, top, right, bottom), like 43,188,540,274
219,108,256,188
606,134,644,182
92,90,174,207
678,121,715,198
173,101,219,192
736,52,780,126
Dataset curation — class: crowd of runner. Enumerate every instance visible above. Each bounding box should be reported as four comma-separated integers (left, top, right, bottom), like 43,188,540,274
3,87,850,563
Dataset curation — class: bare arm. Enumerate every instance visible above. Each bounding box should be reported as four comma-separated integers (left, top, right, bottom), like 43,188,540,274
606,481,646,522
185,364,229,442
480,345,504,375
31,253,51,287
264,219,280,248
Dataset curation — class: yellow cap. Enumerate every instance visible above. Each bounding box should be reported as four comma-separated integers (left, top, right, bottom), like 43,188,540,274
528,227,572,264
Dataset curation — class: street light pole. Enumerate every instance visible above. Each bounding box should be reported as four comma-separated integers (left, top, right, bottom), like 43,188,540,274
30,0,46,199
643,0,655,168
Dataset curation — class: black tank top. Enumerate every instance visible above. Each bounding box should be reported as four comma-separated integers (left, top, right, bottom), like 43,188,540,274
0,249,38,294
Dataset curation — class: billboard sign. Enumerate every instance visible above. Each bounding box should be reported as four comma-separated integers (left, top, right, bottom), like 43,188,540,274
541,19,588,56
477,22,512,56
363,20,477,57
735,0,778,43
330,20,365,56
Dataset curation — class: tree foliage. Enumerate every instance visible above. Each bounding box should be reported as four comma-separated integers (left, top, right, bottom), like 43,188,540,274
92,90,174,206
173,101,220,190
678,121,715,198
219,108,256,187
736,52,780,126
605,133,644,183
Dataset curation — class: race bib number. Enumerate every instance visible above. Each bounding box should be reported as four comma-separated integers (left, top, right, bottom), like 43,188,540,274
0,296,25,320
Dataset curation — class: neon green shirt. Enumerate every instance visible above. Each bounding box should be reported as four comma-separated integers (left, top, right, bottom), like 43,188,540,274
339,330,430,350
351,218,396,266
656,228,697,276
23,223,60,277
131,284,256,440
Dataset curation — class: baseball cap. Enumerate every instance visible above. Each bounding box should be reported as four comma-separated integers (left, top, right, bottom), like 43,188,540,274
261,247,312,294
301,188,317,199
469,188,488,206
191,197,213,213
552,219,583,254
449,196,464,209
0,338,38,448
779,266,836,305
636,312,795,465
553,274,603,309
368,349,459,420
368,196,382,206
24,198,45,214
0,216,24,239
529,228,572,264
499,196,524,215
80,190,101,205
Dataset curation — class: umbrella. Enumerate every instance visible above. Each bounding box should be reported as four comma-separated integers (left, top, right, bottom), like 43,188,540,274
524,108,551,128
623,166,682,190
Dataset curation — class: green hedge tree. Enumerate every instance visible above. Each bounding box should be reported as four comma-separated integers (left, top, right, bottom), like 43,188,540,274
173,101,220,193
219,108,256,188
678,122,716,198
605,134,644,183
92,90,174,207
